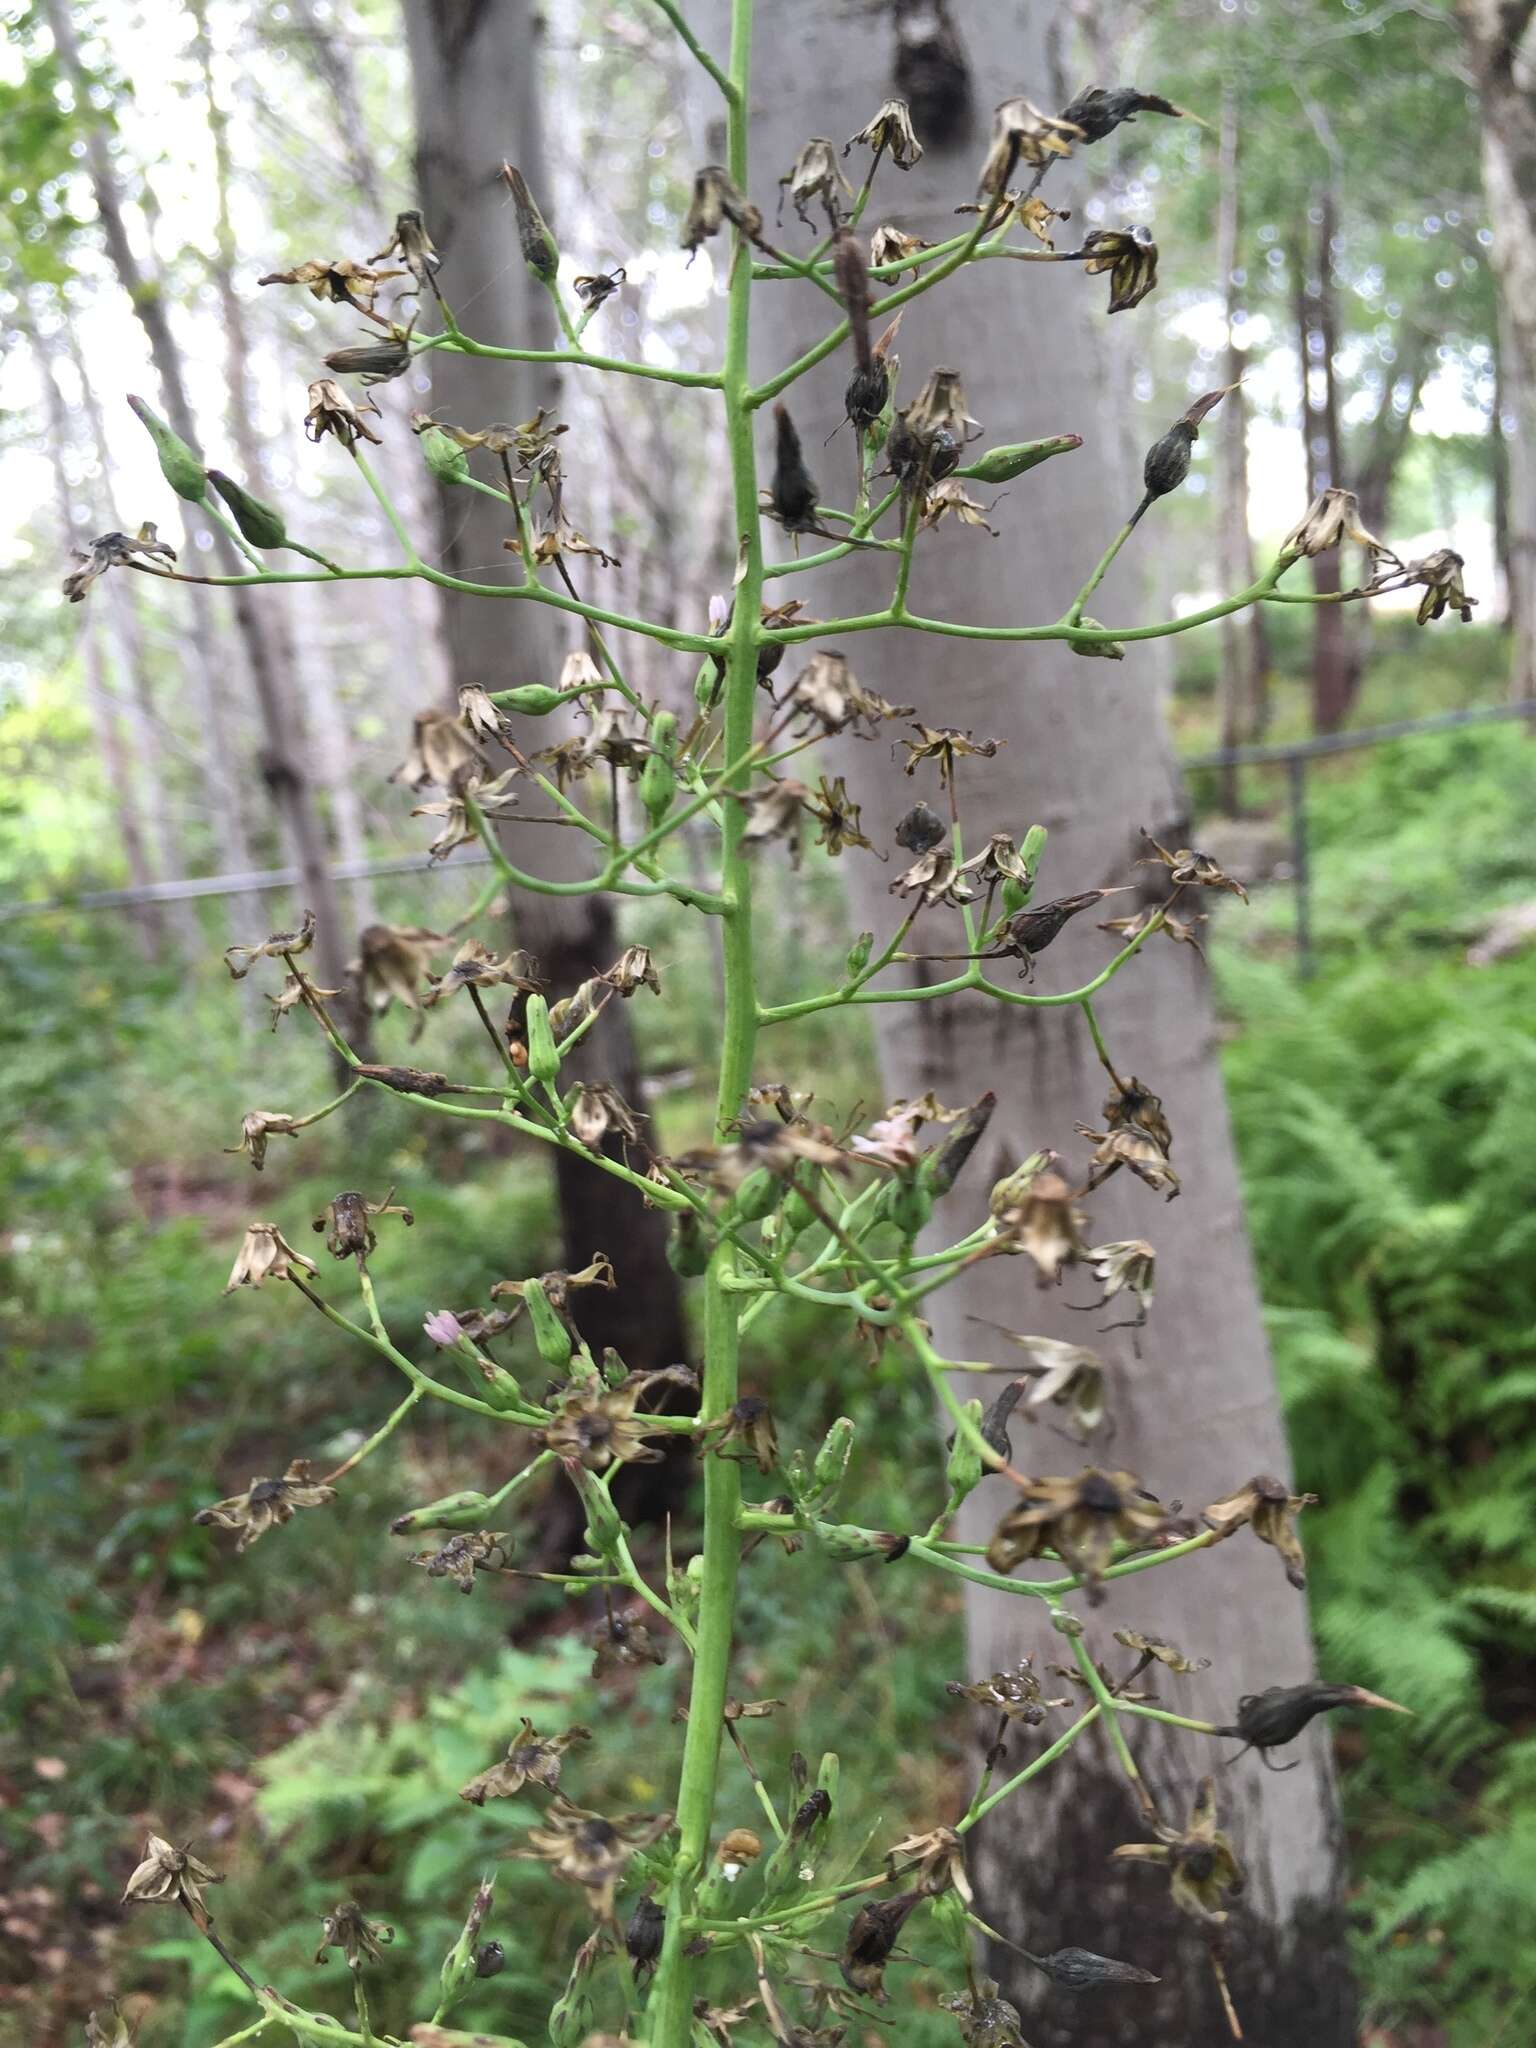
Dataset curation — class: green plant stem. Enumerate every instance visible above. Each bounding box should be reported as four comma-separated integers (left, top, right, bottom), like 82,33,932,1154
415,325,722,388
1065,516,1138,624
1066,1631,1158,1822
648,0,739,100
958,1707,1101,1831
646,7,758,2036
322,1385,425,1483
1118,1701,1223,1735
287,1274,535,1424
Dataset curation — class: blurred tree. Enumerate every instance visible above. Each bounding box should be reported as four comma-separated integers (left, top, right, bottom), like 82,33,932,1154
728,0,1353,2038
402,0,688,1389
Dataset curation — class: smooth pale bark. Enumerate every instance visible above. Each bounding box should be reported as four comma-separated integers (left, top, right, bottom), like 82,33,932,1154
1459,1,1536,700
721,1,1352,2039
1215,82,1270,782
44,0,349,992
1296,195,1359,734
403,0,688,1393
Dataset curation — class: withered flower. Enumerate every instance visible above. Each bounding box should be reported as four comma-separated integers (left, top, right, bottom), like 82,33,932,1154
839,1890,923,1999
588,704,650,771
810,775,877,857
1103,1074,1172,1153
353,923,446,1013
323,335,412,387
920,479,1001,535
1139,829,1249,900
1406,547,1477,624
371,208,441,289
1079,228,1159,313
1078,1121,1180,1200
682,165,764,255
739,777,812,864
520,1793,673,1923
122,1837,223,1927
1279,485,1388,563
890,846,976,907
717,1827,764,1875
1100,903,1208,959
1114,1627,1210,1674
258,256,405,308
887,1825,971,1901
869,223,930,278
1221,1681,1409,1760
574,267,626,310
779,138,853,227
85,2001,135,2048
694,1116,847,1189
1084,1239,1157,1324
224,907,316,979
63,523,176,603
978,97,1083,197
844,308,902,434
1018,1945,1160,1990
946,1655,1069,1726
266,972,342,1028
223,1222,318,1293
1011,1334,1108,1438
902,722,1001,793
304,377,382,447
313,1188,414,1261
547,978,610,1038
1059,83,1195,142
987,1468,1167,1594
194,1457,335,1551
845,97,923,169
537,736,594,789
540,1373,680,1469
781,652,911,737
570,1081,642,1150
315,1901,393,1970
959,835,1033,889
894,800,947,855
990,1160,1086,1283
602,945,661,997
697,1395,779,1474
627,1894,665,1982
1139,384,1233,505
1203,1474,1318,1589
423,939,540,1007
590,1609,667,1677
225,1109,299,1171
508,508,621,570
939,1980,1028,2047
766,404,821,532
392,708,484,793
1114,1778,1243,1925
460,1718,592,1805
411,1529,512,1594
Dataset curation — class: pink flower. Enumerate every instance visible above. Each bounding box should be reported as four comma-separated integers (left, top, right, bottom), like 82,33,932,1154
424,1310,464,1347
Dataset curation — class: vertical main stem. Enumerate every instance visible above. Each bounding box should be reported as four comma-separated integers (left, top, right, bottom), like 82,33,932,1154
646,2,760,2039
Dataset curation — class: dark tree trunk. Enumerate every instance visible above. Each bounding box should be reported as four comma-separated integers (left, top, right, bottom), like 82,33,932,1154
1295,201,1360,734
403,0,688,1407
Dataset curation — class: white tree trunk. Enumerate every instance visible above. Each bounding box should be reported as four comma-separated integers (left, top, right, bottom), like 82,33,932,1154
719,1,1352,2038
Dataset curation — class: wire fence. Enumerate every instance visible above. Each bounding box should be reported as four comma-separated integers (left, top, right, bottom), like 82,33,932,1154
6,701,1534,980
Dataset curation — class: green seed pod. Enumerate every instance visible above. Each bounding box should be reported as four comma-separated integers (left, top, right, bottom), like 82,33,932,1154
525,994,559,1086
388,1489,494,1535
417,423,472,486
207,470,288,550
521,1278,573,1370
1049,1605,1085,1639
127,394,206,503
493,683,567,716
813,1521,911,1564
729,1167,781,1225
650,708,679,759
638,749,677,826
959,433,1083,485
782,1187,817,1237
811,1416,856,1500
845,930,874,979
945,1401,985,1503
877,1175,933,1239
570,1466,624,1558
667,1210,712,1277
504,164,560,283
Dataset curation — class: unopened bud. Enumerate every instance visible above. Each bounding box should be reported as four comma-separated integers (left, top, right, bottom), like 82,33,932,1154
127,395,206,502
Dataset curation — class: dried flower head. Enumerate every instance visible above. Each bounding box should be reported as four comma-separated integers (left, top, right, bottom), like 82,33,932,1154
869,223,931,278
978,97,1083,196
422,940,541,1007
194,1457,335,1551
1079,228,1159,313
1280,485,1389,563
810,775,876,858
392,708,485,793
682,165,764,254
697,1395,779,1474
886,1824,971,1901
520,1793,673,1923
122,1837,223,1927
990,1161,1086,1283
987,1467,1167,1595
63,523,176,603
839,1890,923,1999
1114,1626,1210,1674
1008,1334,1109,1438
946,1654,1070,1727
259,256,406,308
352,923,446,1014
1114,1777,1244,1924
1077,1120,1180,1200
313,1188,414,1261
315,1901,394,1970
370,208,441,288
304,377,382,447
411,1529,512,1594
590,1608,668,1677
574,267,626,310
541,1371,683,1470
1405,546,1477,624
902,722,1001,793
845,97,924,169
570,1081,642,1151
1138,829,1249,900
779,138,853,227
460,1718,593,1805
1203,1473,1319,1589
224,907,317,979
223,1222,319,1293
1084,1239,1157,1325
85,2001,136,2048
1100,903,1209,959
224,1109,299,1171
